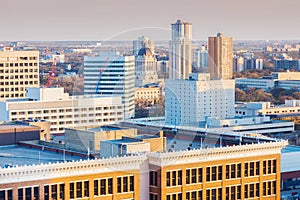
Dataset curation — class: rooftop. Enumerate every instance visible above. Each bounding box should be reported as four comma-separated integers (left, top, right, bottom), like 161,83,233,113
0,146,83,168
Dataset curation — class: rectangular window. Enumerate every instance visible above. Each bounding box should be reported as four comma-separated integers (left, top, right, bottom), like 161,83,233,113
25,187,32,200
94,180,99,196
117,177,122,193
51,185,57,200
256,161,260,176
59,184,64,200
167,171,171,186
130,176,134,192
108,178,113,194
192,169,197,183
84,181,89,197
18,188,24,200
123,176,128,192
76,182,82,198
44,186,49,200
172,171,176,186
186,169,190,184
272,160,277,173
70,183,74,199
198,168,203,182
100,179,106,195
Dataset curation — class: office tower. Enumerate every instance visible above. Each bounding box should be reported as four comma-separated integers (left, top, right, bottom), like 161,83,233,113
84,52,135,119
133,36,154,56
157,60,169,79
135,48,158,87
0,87,124,133
208,33,233,80
165,73,235,126
169,20,192,80
0,48,39,99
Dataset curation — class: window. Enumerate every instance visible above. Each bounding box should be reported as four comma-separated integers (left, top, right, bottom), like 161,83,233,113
206,188,222,200
166,170,182,187
245,183,259,198
166,193,182,200
117,175,134,193
206,166,222,182
186,190,203,200
263,159,277,175
150,171,158,186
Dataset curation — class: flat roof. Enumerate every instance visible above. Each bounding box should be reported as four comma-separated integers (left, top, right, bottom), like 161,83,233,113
0,146,83,168
88,126,123,132
282,145,300,153
0,124,39,133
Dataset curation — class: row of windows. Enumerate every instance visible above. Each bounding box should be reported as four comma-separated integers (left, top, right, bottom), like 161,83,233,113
0,75,38,79
165,160,277,187
0,81,38,86
0,62,38,67
2,176,135,200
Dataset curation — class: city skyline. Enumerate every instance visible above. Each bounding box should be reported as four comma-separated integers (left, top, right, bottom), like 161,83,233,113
1,0,299,41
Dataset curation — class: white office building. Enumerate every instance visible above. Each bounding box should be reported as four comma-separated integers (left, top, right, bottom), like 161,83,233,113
169,20,192,80
0,87,124,133
165,73,235,126
84,52,135,119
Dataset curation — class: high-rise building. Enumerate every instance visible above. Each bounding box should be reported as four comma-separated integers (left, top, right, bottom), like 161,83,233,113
208,33,233,80
84,52,135,119
165,73,235,126
0,48,39,99
169,20,192,80
133,36,154,56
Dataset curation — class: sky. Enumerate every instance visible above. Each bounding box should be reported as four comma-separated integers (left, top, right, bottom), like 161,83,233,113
1,0,299,41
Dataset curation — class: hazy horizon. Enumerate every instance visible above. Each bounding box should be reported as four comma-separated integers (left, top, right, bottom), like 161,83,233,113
1,0,299,41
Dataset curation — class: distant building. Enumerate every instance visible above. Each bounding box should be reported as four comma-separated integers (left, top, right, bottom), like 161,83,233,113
157,60,169,79
135,86,162,104
165,73,235,126
0,49,39,99
169,20,192,80
0,87,124,133
236,71,300,90
194,45,208,72
233,55,244,72
208,33,233,80
133,36,154,56
274,59,300,71
84,52,135,119
135,48,159,87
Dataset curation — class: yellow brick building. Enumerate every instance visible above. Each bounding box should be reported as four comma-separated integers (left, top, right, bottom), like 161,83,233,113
0,140,287,200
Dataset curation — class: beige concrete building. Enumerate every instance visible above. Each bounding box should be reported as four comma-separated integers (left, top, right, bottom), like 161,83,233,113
65,126,137,152
135,86,162,104
0,48,39,99
208,33,233,80
0,87,124,133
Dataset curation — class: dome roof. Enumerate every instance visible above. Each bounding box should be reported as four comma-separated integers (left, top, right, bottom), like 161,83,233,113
138,48,153,56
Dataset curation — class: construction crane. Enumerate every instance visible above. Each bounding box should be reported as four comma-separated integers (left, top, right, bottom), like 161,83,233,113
95,57,109,94
46,57,57,87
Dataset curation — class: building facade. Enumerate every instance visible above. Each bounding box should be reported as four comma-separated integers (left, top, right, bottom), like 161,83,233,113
0,49,39,99
165,73,235,126
84,52,135,119
169,20,192,80
0,140,287,200
208,33,233,80
135,48,159,87
0,88,124,133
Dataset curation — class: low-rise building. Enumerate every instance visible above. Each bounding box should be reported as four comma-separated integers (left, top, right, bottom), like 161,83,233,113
65,126,137,153
135,85,162,104
0,140,287,200
0,87,124,133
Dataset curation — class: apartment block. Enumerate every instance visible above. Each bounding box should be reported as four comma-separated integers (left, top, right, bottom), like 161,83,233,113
0,49,39,99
